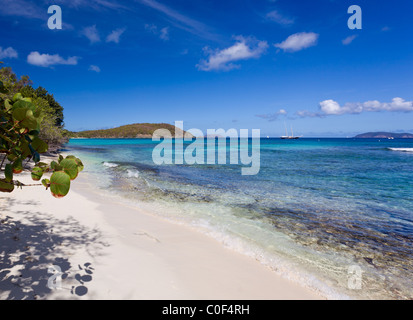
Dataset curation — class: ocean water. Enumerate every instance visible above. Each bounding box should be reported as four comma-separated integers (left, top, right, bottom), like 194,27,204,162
64,138,413,299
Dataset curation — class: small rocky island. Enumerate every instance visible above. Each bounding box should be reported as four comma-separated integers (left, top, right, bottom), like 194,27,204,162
354,132,413,139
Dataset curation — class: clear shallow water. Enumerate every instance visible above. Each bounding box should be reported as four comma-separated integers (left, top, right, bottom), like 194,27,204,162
65,138,413,299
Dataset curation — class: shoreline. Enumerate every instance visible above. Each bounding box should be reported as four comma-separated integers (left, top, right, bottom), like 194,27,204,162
0,158,322,300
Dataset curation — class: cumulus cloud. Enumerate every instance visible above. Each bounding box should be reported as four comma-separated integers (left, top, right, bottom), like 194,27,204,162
89,65,101,72
266,10,294,26
27,52,79,67
197,36,268,71
297,98,413,117
82,25,100,44
106,28,126,43
0,46,18,59
256,109,287,121
275,32,319,52
342,35,357,45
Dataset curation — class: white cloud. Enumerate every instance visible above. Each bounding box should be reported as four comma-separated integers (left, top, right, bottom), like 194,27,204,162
298,98,413,117
275,32,319,52
197,36,268,71
342,35,357,45
160,27,170,41
266,10,294,26
82,25,100,44
89,65,101,73
0,0,44,19
0,46,18,59
138,0,216,40
106,28,126,43
256,109,288,121
27,51,79,67
145,24,170,41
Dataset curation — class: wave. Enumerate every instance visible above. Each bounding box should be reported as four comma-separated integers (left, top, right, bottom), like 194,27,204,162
388,148,413,153
126,169,140,178
103,162,119,168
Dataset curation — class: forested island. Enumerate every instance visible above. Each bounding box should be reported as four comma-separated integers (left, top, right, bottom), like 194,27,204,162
70,123,192,139
354,132,413,139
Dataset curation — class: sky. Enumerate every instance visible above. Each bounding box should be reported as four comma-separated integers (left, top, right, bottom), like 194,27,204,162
0,0,412,137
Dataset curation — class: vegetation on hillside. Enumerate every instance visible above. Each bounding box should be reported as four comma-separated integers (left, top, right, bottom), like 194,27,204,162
0,62,82,198
71,123,192,138
354,132,413,139
0,65,67,149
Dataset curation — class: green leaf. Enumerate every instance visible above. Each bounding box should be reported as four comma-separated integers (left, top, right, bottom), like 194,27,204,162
12,93,23,102
30,137,48,154
65,155,84,172
4,99,12,111
0,179,14,193
59,158,79,180
31,166,44,181
7,154,17,162
50,171,71,198
36,162,48,168
12,108,38,131
12,107,30,121
50,161,62,171
76,158,84,173
12,158,23,174
5,164,13,183
12,99,36,112
42,179,50,189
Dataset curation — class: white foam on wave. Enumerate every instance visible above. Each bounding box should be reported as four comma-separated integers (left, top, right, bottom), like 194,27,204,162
388,148,413,153
127,169,140,178
103,162,119,168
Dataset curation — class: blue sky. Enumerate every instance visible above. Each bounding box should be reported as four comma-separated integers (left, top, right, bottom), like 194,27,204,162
0,0,412,137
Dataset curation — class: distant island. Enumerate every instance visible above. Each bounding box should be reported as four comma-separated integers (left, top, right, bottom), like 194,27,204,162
70,123,193,139
354,132,413,139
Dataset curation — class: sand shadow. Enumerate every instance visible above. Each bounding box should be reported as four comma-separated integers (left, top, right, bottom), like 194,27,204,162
0,197,108,300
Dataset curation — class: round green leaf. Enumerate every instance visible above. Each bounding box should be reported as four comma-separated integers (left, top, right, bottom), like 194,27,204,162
12,99,36,111
12,93,23,102
0,179,14,193
50,171,71,198
31,167,44,181
12,158,23,174
59,158,79,180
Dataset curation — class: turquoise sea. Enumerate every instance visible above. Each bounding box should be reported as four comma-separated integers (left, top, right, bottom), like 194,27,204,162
65,138,413,299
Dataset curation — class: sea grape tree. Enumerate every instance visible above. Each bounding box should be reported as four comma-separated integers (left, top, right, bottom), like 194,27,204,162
0,79,82,198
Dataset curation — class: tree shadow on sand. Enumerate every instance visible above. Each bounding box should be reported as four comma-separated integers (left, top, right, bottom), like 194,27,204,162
0,197,109,300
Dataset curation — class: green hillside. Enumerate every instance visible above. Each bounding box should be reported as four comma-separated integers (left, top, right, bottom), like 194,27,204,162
71,123,192,139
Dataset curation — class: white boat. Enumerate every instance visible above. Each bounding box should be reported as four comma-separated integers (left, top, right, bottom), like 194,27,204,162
281,122,302,140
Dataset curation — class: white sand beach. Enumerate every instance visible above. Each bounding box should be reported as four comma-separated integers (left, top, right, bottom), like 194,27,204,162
0,159,321,300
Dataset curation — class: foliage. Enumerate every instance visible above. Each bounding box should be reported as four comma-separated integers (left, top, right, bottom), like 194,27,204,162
0,64,82,198
21,86,64,127
1,65,66,147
